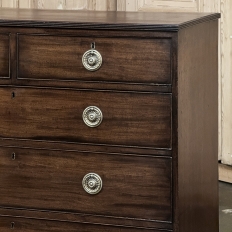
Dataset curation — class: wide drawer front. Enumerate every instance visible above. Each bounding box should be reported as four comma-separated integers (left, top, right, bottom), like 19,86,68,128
17,34,171,84
0,147,172,222
0,34,9,78
0,88,172,149
0,217,170,232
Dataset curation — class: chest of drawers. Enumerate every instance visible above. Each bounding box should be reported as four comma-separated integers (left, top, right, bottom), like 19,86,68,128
0,9,220,232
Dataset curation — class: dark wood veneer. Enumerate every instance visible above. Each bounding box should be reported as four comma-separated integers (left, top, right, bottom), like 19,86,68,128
0,147,172,222
0,216,170,232
0,207,173,230
176,19,219,232
0,137,172,157
0,87,172,149
17,34,171,84
0,9,220,232
0,8,220,31
0,34,10,78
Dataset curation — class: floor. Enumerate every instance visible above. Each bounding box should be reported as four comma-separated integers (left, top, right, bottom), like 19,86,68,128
219,181,232,232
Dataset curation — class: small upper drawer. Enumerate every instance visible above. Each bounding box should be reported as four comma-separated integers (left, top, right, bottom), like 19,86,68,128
17,34,171,84
0,33,10,78
0,87,172,149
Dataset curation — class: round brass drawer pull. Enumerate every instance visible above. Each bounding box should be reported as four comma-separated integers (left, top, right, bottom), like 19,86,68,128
82,49,102,71
82,173,102,195
82,106,103,128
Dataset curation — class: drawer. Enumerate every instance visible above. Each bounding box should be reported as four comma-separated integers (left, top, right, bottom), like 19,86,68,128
0,217,171,232
0,147,172,222
17,34,171,84
0,87,172,149
0,33,9,78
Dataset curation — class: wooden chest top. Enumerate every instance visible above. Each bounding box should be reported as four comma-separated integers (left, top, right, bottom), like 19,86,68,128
0,8,220,30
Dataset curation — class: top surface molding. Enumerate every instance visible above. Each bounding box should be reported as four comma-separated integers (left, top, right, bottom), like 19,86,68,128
0,8,220,31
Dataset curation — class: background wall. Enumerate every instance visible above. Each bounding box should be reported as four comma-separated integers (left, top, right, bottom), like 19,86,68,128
0,0,231,166
0,0,117,10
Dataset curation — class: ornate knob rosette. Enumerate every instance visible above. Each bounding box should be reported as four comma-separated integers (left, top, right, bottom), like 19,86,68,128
82,106,103,128
82,49,102,71
82,173,102,195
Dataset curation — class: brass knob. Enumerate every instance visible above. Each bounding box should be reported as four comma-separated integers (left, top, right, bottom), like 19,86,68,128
82,106,103,128
82,49,102,71
82,173,102,195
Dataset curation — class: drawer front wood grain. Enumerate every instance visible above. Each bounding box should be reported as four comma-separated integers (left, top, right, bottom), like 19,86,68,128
0,87,172,149
17,34,171,84
0,34,9,78
0,147,172,222
0,216,170,232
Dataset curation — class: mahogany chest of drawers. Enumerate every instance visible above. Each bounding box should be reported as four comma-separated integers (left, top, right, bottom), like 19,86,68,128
0,9,220,232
